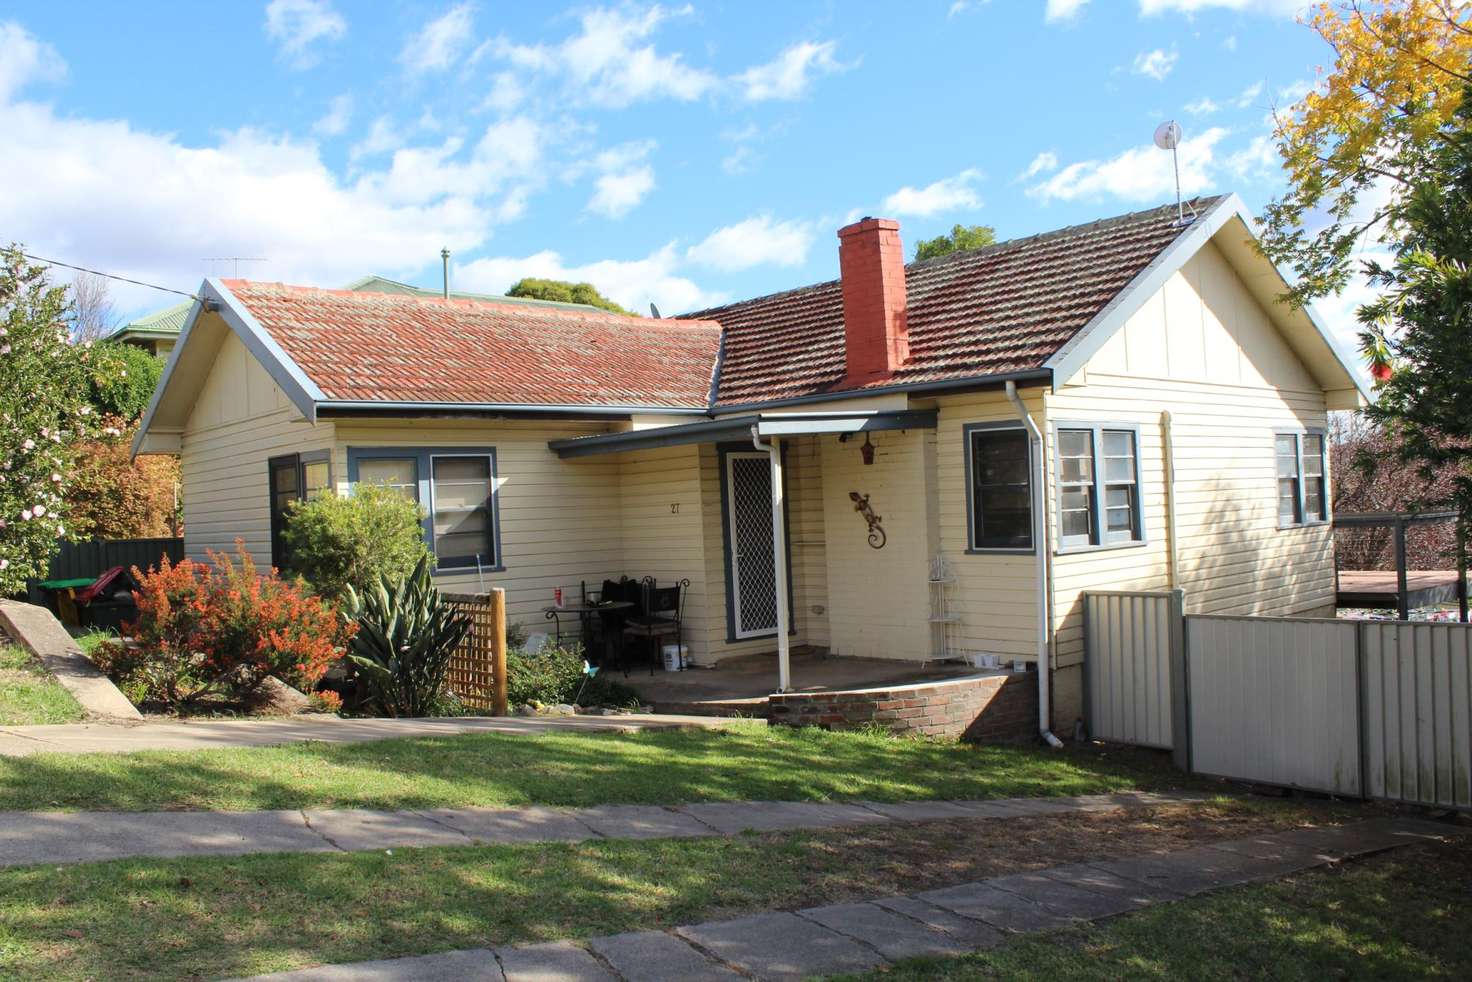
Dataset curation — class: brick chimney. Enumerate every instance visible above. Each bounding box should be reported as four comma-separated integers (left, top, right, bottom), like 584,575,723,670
837,217,908,384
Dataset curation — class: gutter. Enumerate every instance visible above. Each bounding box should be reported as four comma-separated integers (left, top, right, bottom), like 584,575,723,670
315,401,709,419
1005,380,1064,749
712,368,1052,415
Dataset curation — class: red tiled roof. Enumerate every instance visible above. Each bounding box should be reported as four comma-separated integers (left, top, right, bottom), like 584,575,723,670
684,198,1222,407
220,280,722,409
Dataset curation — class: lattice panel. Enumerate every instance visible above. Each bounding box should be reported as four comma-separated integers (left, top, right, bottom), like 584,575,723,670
442,592,496,709
729,455,778,635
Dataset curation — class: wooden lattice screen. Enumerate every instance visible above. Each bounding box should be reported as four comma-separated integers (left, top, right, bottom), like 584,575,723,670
442,592,498,710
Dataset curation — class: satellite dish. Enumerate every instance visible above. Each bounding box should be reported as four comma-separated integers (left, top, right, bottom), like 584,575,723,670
1154,120,1182,151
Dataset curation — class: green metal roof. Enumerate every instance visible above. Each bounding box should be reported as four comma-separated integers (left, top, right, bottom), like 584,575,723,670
113,274,599,343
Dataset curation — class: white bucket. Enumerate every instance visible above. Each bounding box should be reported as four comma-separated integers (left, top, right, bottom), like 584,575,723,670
662,644,689,671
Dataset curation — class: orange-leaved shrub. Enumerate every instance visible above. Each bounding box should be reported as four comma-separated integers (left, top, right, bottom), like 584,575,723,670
94,541,353,710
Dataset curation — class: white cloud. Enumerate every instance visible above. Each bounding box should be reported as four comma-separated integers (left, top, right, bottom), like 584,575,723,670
263,0,346,69
1224,133,1279,183
400,2,475,75
0,34,546,313
735,40,847,102
1222,34,1238,50
457,243,725,314
1132,48,1178,81
882,169,984,217
1185,97,1219,115
948,0,989,15
686,215,815,271
1234,81,1265,108
1018,151,1059,180
0,21,65,100
312,93,353,137
487,5,717,109
582,140,657,219
1027,127,1228,203
349,115,403,161
1046,0,1090,22
481,72,525,113
1139,0,1304,15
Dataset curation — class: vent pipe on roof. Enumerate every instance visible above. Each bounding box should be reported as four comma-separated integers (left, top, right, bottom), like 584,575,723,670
440,248,450,299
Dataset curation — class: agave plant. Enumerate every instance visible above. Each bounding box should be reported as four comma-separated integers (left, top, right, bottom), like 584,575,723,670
344,555,470,718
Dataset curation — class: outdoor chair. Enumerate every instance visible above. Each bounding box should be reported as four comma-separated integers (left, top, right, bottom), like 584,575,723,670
621,578,688,676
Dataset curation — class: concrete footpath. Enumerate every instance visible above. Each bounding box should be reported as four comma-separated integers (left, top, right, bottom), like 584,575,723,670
1,790,1206,868
0,713,736,758
238,817,1458,982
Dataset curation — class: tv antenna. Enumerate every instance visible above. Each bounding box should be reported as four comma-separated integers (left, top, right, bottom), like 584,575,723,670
1153,120,1195,225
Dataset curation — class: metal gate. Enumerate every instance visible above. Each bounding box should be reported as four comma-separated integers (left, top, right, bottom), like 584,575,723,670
1083,590,1182,752
725,452,778,638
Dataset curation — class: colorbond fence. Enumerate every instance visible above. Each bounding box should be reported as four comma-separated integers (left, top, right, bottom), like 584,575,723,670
45,537,184,581
1084,591,1472,810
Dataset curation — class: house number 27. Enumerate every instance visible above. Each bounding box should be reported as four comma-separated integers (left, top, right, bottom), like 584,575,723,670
670,503,680,514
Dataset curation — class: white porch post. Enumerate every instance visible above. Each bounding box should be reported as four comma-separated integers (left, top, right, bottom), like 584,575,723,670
752,426,791,692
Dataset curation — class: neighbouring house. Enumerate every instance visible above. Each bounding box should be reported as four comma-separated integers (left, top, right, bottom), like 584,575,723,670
132,194,1366,735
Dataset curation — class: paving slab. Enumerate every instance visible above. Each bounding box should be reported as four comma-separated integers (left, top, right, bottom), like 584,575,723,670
855,799,977,822
798,901,971,961
676,800,884,834
1039,862,1185,904
987,870,1148,919
912,880,1078,933
0,599,141,720
588,930,743,981
413,806,593,845
0,713,738,758
676,911,887,982
498,941,617,981
944,800,1034,819
577,804,716,840
237,949,501,981
0,809,329,866
984,796,1093,817
1088,843,1309,897
300,810,471,852
869,896,1005,950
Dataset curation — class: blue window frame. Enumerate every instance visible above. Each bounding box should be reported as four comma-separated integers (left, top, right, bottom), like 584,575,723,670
347,446,502,572
1052,422,1146,550
1274,429,1329,528
963,422,1034,553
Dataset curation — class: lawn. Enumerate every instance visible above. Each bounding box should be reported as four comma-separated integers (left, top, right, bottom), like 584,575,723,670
0,724,1178,813
835,837,1472,982
0,645,84,726
0,801,1314,981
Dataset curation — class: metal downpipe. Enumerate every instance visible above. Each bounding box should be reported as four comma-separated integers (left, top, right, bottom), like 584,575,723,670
751,425,792,692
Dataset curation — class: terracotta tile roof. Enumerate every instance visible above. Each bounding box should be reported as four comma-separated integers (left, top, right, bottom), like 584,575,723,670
220,280,722,409
684,197,1223,407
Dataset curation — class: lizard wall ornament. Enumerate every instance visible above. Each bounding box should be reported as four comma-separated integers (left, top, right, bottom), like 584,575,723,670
848,491,886,549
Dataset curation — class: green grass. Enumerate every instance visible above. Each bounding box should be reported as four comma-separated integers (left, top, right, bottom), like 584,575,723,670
0,800,1301,981
0,724,1174,812
0,646,84,726
835,838,1472,981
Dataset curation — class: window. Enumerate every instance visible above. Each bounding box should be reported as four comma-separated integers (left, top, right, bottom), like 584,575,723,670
1054,424,1144,548
1276,431,1328,527
267,451,332,569
349,447,499,571
966,425,1033,550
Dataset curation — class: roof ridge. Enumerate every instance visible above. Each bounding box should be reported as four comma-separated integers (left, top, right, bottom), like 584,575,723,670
678,196,1224,319
223,279,724,332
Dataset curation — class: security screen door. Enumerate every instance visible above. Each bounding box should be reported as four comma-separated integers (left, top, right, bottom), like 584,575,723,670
725,451,779,638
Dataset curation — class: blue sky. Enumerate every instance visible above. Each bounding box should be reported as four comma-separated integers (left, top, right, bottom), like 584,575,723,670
0,0,1359,338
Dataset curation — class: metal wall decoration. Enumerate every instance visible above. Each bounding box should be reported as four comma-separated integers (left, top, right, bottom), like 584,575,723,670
848,492,886,549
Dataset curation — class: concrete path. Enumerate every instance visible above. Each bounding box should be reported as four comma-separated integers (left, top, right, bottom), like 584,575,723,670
237,817,1459,981
1,790,1204,868
0,713,737,758
0,599,142,720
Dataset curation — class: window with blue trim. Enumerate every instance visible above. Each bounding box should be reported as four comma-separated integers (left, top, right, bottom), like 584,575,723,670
1055,424,1143,548
966,425,1033,550
350,448,499,570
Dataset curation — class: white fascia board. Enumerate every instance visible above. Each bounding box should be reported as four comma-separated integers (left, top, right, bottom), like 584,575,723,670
205,278,327,422
1044,194,1240,388
130,294,205,458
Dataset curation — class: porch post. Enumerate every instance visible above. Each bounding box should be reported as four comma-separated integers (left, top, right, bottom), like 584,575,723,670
752,426,791,692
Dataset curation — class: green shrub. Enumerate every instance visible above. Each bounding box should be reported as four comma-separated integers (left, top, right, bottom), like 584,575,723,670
344,555,470,718
282,484,429,601
506,644,642,708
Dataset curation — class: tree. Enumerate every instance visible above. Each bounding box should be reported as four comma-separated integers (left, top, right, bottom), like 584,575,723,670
68,272,118,342
1259,1,1472,305
1354,84,1472,540
85,341,162,421
67,419,180,540
913,224,997,262
505,278,634,315
0,247,98,595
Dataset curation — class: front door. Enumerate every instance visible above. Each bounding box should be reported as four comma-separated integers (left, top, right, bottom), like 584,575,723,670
725,451,780,638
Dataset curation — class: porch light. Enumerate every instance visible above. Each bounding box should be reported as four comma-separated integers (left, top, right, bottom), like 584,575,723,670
860,432,875,465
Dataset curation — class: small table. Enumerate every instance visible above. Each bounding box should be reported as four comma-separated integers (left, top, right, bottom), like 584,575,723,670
543,601,635,665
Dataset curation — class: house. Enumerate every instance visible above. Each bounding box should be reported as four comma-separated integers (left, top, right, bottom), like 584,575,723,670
110,274,591,357
133,193,1367,736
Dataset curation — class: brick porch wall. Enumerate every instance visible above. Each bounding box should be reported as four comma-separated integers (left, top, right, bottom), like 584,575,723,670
766,671,1038,742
